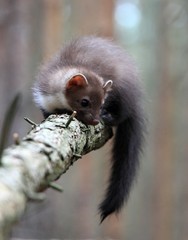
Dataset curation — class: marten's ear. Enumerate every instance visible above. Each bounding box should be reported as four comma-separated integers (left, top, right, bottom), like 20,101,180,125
66,74,88,89
103,80,113,92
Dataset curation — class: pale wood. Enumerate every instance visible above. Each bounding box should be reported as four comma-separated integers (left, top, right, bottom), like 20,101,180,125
0,114,112,239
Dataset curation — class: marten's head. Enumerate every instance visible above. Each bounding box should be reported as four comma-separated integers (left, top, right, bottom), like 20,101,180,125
65,73,112,125
33,68,112,125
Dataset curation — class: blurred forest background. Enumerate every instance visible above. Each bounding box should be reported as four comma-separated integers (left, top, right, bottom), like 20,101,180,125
0,0,188,239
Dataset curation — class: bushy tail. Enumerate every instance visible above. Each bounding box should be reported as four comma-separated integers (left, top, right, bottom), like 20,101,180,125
99,115,145,222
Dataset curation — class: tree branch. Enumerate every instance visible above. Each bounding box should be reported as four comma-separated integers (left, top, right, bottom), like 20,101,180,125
0,114,113,239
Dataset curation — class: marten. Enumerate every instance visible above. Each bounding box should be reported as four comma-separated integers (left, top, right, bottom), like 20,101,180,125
33,36,146,222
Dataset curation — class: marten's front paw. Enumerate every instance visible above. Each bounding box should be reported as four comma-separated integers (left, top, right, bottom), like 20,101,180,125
100,109,116,126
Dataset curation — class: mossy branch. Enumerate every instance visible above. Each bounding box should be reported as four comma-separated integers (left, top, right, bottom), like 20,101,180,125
0,114,113,239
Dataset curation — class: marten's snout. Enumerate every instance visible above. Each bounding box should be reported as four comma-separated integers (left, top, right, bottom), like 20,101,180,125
90,119,99,125
87,113,100,125
77,111,100,125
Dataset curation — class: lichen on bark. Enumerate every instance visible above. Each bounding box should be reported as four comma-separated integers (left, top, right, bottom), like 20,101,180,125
0,114,113,239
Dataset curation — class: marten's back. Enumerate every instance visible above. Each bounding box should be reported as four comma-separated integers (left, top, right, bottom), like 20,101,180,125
56,36,139,86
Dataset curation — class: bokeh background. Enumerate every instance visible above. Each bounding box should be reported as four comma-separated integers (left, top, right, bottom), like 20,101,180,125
0,0,188,239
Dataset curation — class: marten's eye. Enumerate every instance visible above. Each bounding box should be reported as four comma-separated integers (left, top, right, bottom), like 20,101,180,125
81,98,90,107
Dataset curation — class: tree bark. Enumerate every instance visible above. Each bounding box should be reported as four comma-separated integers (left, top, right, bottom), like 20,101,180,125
0,114,112,239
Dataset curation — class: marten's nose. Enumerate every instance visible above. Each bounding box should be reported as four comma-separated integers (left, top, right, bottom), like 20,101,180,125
89,112,100,125
91,119,99,125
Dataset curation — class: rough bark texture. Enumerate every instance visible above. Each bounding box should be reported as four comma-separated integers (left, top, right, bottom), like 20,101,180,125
0,114,113,239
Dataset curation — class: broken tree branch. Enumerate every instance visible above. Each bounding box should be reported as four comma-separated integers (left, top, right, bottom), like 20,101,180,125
0,114,113,239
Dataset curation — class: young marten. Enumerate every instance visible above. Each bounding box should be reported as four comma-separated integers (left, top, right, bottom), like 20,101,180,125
33,36,146,222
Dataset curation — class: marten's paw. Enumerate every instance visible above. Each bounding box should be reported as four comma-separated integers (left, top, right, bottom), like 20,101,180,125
100,109,116,126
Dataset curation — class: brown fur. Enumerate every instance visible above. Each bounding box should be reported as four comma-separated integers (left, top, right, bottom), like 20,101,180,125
33,36,146,222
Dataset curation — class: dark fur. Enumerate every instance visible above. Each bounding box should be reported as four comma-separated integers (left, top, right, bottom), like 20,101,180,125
99,87,145,222
34,36,146,222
